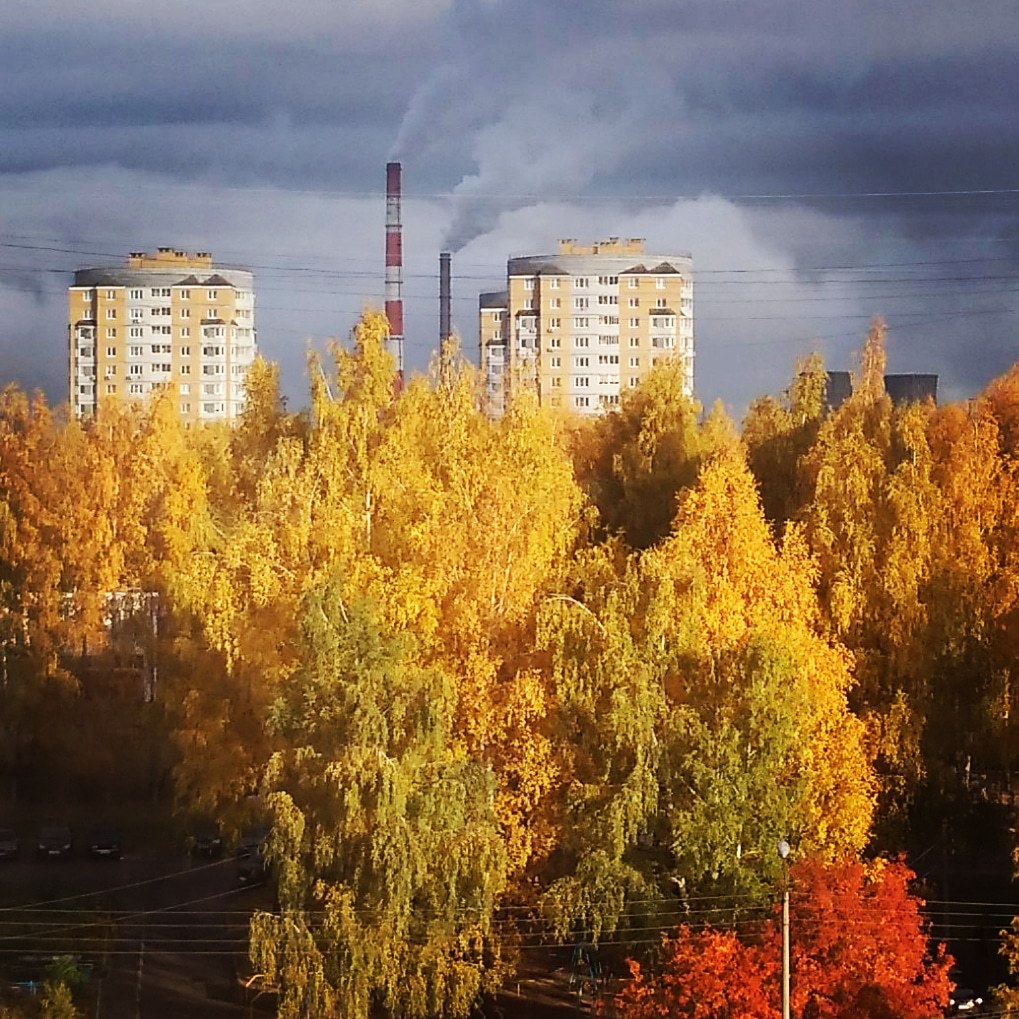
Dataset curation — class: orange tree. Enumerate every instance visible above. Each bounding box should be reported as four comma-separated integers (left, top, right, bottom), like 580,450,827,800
614,856,952,1019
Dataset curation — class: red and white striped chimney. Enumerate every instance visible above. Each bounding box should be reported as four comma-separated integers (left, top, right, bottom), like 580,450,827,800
385,161,405,384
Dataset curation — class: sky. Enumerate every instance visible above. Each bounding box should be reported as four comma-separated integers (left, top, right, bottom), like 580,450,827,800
2,0,1018,419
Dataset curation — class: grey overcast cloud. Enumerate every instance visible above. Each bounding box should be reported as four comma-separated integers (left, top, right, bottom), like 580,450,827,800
2,0,1018,416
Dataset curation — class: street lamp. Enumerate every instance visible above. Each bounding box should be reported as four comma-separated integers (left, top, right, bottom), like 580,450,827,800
778,840,791,1019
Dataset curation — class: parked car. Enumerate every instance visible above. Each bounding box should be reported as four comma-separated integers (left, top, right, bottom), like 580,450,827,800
36,824,73,860
948,988,985,1013
191,821,224,860
235,824,269,885
0,828,19,861
87,824,122,860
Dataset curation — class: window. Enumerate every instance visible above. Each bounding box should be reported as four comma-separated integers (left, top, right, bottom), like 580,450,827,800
655,298,667,308
656,277,666,289
523,299,534,310
180,346,190,357
549,318,561,328
550,356,561,368
629,356,640,367
597,294,618,305
551,377,562,387
129,345,143,357
154,363,171,373
629,336,640,348
572,317,589,329
628,317,639,328
523,278,534,290
628,297,639,308
106,308,117,320
576,376,590,388
129,326,143,338
573,297,589,309
576,336,590,348
151,287,171,298
575,277,589,288
79,346,94,358
153,306,171,317
180,307,190,318
575,396,590,408
105,289,117,300
180,365,191,375
179,289,190,300
105,366,116,378
550,298,561,309
181,327,190,338
627,277,638,289
106,384,116,395
629,376,639,387
129,382,144,394
180,403,191,414
549,277,560,289
129,289,144,300
106,346,116,357
180,383,191,395
207,290,218,300
105,327,116,338
153,325,172,335
129,364,143,377
575,356,589,367
548,337,561,349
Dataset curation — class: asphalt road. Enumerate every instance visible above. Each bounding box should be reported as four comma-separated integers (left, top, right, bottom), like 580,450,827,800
0,845,591,1019
0,844,274,1018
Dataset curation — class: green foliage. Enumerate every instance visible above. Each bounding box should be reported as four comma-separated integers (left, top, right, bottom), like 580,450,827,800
571,361,705,549
12,309,1019,1016
250,583,509,1019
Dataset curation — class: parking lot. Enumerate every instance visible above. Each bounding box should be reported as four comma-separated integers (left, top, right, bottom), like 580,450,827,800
0,829,275,1018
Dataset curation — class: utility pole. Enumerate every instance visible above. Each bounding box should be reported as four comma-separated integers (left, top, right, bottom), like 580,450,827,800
779,839,791,1019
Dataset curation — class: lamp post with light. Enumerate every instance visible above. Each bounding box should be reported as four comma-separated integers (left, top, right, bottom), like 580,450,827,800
778,839,791,1019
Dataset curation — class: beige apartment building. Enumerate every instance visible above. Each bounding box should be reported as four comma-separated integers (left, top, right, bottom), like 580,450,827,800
69,248,257,423
479,238,693,417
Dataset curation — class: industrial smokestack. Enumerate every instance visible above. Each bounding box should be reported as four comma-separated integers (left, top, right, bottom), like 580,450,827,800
385,161,404,384
439,251,451,346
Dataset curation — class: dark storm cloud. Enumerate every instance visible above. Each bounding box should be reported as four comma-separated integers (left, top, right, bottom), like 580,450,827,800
2,0,1018,414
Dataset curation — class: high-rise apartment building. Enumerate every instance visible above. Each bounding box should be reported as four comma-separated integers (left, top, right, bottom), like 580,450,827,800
479,238,693,417
69,247,257,423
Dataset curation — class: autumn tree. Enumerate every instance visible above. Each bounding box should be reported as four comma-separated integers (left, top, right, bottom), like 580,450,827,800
249,582,509,1019
570,361,705,549
614,856,952,1019
539,444,873,942
743,352,828,528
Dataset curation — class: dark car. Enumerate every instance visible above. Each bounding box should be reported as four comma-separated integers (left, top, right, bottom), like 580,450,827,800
0,828,19,861
36,825,73,860
191,821,224,860
948,988,985,1013
235,824,269,885
87,824,122,860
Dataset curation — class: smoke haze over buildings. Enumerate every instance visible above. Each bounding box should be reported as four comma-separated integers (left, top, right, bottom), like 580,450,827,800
2,0,1018,415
